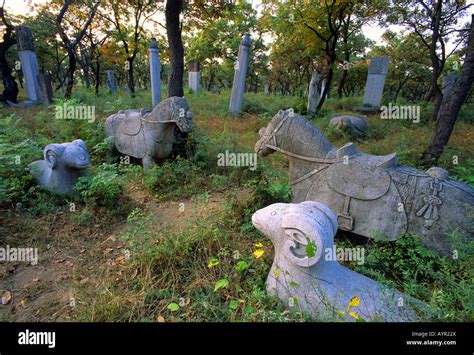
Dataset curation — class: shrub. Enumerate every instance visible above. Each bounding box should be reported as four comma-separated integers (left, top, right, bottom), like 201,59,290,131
75,163,124,208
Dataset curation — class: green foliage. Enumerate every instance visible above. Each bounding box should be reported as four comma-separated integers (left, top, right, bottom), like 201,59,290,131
75,163,125,208
449,160,474,185
339,233,473,321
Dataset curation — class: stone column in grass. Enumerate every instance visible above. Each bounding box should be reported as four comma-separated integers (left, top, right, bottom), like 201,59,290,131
149,37,161,107
229,33,251,115
38,73,53,105
307,71,320,114
106,70,117,95
16,26,40,102
188,60,200,93
363,57,390,108
264,83,270,95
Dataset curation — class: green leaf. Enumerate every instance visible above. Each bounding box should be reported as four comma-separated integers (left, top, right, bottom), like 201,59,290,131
167,303,180,312
208,257,219,268
229,300,239,310
289,281,299,289
305,238,317,258
244,305,254,314
236,260,248,273
213,278,229,292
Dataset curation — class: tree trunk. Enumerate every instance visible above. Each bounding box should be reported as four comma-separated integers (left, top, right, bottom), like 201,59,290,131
127,57,136,97
0,41,18,103
422,16,474,164
0,8,18,103
94,61,100,94
65,49,76,99
165,0,184,97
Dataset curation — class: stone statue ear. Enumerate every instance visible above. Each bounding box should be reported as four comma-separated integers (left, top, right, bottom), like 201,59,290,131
44,144,65,169
281,213,323,268
72,139,86,150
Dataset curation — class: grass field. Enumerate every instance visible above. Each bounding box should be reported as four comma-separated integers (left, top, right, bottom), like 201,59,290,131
0,87,473,322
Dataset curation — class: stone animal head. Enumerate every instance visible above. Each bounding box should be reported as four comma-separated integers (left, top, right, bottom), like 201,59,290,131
44,139,90,170
252,201,338,268
255,109,333,159
151,96,195,133
335,116,351,131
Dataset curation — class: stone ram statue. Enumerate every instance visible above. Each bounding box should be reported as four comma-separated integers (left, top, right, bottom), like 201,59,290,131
255,109,474,253
28,139,90,195
105,97,195,169
252,201,428,321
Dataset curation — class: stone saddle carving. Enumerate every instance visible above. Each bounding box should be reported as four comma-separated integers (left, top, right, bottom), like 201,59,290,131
28,139,90,195
255,110,474,253
252,201,428,321
105,97,195,169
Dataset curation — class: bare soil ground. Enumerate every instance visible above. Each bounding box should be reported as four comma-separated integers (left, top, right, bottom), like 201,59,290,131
0,184,245,321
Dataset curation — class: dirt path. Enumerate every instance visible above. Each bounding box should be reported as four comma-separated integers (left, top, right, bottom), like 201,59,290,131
0,186,247,321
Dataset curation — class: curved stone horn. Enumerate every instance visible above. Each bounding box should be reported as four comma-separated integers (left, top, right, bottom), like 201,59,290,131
44,144,65,169
281,212,323,268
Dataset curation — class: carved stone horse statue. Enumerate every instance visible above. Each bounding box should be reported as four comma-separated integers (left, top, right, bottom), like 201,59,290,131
106,97,195,169
255,110,474,253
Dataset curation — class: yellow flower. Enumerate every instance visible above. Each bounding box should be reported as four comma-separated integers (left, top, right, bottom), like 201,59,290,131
349,311,360,320
253,249,264,258
348,296,360,309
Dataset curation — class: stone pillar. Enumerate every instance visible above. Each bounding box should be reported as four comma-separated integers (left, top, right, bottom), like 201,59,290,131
16,26,40,101
149,37,161,107
106,70,117,95
441,73,457,95
264,83,270,95
363,56,390,108
229,33,251,115
188,60,200,93
320,79,326,99
38,73,53,105
307,71,320,114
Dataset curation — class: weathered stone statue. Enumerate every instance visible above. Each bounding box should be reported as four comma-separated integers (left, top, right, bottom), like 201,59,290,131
28,139,90,195
252,201,428,322
255,110,474,253
329,115,368,138
105,97,195,169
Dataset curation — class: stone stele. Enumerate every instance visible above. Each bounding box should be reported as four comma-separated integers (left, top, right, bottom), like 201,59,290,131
255,110,474,253
329,114,368,138
252,201,428,321
28,139,90,195
105,97,195,169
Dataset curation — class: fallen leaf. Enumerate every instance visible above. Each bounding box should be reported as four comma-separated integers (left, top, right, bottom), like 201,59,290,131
207,257,219,268
20,299,27,308
131,269,138,280
157,315,166,323
1,290,12,305
79,278,89,285
213,279,229,292
167,303,180,312
254,242,263,247
253,249,264,258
